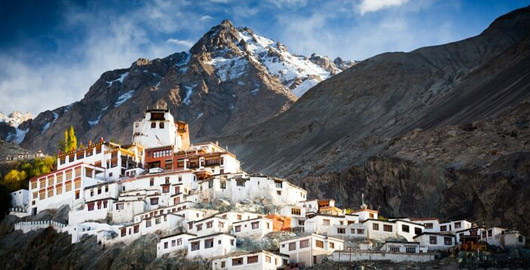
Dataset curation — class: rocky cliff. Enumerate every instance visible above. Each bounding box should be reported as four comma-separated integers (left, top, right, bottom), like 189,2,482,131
10,20,352,154
217,7,530,234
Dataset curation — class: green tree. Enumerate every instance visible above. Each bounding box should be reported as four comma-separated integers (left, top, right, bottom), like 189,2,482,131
4,169,27,183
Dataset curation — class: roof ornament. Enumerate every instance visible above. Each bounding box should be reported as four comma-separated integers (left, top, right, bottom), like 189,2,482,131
361,193,368,210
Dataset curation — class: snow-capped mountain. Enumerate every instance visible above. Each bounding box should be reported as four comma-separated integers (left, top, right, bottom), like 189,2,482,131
0,111,32,127
9,20,354,153
204,25,354,97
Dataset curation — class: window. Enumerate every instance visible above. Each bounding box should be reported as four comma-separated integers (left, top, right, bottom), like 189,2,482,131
488,230,492,237
291,208,301,215
251,222,259,229
220,181,226,189
97,188,102,194
482,231,487,239
237,215,242,220
165,177,170,184
425,223,433,229
330,242,335,249
105,186,108,192
455,222,461,229
289,242,296,251
415,227,422,234
519,236,524,243
88,203,95,211
405,247,416,253
440,225,447,232
430,236,437,244
162,185,169,193
247,255,258,264
90,189,94,196
402,225,410,232
337,228,345,234
151,122,156,128
389,246,400,252
146,220,152,227
323,219,330,226
177,239,182,246
384,225,393,232
164,242,168,249
277,191,281,196
275,180,282,189
150,178,154,186
221,261,226,268
204,238,214,248
357,229,364,234
232,258,243,266
370,213,375,219
134,225,139,233
315,240,324,248
150,198,159,205
266,256,271,263
236,180,245,187
116,203,124,210
300,239,309,248
373,223,379,231
159,122,164,129
47,189,54,198
171,240,176,247
206,221,213,228
196,224,203,231
444,237,452,245
235,225,241,232
191,241,200,251
155,217,161,224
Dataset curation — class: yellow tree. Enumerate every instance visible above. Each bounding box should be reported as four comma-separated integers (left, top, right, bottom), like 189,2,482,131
68,125,77,151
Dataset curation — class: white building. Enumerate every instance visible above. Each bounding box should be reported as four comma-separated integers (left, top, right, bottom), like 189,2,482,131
197,174,307,206
304,214,366,238
413,232,456,251
279,234,344,268
211,251,289,270
362,219,424,242
10,189,29,208
187,216,230,236
132,108,190,149
381,241,426,254
232,217,273,239
187,233,237,259
157,232,197,257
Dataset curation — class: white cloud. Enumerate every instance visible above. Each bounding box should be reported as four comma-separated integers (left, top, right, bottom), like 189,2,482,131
358,0,409,15
167,38,194,48
200,15,214,21
0,0,204,116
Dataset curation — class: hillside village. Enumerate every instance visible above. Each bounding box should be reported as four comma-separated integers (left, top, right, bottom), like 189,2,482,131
8,108,528,269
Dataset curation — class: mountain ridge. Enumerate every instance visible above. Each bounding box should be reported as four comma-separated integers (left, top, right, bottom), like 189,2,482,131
6,20,353,153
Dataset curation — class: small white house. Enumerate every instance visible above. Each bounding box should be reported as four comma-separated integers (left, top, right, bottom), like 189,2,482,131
413,232,456,251
187,216,230,236
157,232,197,257
187,233,236,259
279,234,344,268
10,189,29,208
382,241,427,254
500,230,526,248
232,218,273,239
211,250,289,270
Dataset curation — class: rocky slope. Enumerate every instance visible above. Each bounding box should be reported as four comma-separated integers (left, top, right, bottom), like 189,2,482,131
10,20,352,154
216,7,530,234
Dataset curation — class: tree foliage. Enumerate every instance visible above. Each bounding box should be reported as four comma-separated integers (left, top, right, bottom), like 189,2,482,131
58,125,78,152
0,156,56,192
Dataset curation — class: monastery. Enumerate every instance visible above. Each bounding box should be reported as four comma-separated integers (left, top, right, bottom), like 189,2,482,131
9,108,527,269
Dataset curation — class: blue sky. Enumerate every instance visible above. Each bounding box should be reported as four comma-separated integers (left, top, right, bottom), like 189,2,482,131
0,0,528,116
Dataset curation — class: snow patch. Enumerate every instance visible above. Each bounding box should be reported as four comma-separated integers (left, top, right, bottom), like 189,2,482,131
10,128,29,144
182,85,195,105
250,84,260,95
237,28,333,96
207,57,248,81
88,114,102,127
107,72,129,85
291,78,320,97
42,112,59,133
114,90,135,107
196,113,204,119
